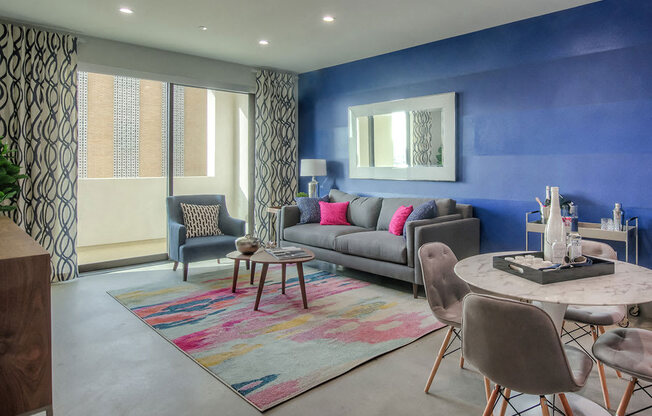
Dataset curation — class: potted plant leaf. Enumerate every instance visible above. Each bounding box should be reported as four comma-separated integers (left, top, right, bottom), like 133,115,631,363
0,138,27,212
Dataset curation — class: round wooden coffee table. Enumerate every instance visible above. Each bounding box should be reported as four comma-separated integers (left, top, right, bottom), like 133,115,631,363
226,250,256,293
249,248,315,311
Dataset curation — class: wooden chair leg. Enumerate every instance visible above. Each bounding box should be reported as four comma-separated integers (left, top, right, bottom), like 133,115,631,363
183,263,188,281
616,378,637,416
172,261,179,271
598,326,623,378
591,326,611,409
483,385,500,416
540,396,550,416
499,388,511,416
484,377,491,401
217,258,221,264
459,355,464,368
558,393,573,416
424,326,454,393
413,283,418,298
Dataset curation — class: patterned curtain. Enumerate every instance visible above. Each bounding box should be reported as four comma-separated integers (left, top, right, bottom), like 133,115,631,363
254,69,298,243
0,23,78,282
412,110,433,166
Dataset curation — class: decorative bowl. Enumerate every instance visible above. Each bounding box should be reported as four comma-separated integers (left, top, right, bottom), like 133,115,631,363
235,234,261,254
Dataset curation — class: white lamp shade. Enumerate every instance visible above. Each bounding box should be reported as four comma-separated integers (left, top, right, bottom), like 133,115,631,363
300,159,327,177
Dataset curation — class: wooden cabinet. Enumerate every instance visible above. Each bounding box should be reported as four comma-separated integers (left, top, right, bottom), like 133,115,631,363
0,216,52,416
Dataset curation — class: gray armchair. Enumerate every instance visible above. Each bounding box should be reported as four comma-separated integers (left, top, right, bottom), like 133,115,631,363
167,194,245,281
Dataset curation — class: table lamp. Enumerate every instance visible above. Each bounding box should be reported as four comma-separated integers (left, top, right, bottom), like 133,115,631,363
300,159,327,198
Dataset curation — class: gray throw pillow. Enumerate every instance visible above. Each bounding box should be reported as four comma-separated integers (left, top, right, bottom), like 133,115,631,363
403,200,438,238
296,196,329,223
180,203,222,238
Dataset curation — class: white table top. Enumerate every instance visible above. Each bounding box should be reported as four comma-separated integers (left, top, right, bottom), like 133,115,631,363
454,251,652,306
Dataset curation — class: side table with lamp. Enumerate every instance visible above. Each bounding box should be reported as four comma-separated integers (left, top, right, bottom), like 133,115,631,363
300,158,327,198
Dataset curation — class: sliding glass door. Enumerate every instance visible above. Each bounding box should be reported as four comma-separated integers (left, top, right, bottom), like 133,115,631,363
77,73,250,266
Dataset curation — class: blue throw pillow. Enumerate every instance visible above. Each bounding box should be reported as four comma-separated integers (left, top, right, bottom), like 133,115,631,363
403,200,438,238
296,196,329,224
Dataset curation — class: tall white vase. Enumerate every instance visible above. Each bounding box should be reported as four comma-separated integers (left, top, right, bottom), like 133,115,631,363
544,186,566,263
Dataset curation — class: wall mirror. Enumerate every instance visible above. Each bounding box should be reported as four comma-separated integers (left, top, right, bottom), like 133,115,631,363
348,92,456,181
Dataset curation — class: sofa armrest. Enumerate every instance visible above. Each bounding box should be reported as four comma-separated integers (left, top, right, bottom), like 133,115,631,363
220,215,246,237
279,205,300,239
413,218,480,284
168,221,187,262
405,214,462,267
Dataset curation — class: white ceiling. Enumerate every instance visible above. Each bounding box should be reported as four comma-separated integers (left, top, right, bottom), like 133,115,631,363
0,0,597,73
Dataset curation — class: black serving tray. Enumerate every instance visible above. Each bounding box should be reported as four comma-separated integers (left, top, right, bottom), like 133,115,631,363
493,252,615,285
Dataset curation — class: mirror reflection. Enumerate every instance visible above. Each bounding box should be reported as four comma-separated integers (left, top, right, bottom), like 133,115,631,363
356,109,443,168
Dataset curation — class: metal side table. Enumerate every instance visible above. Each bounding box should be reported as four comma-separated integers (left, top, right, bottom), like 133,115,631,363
525,211,639,264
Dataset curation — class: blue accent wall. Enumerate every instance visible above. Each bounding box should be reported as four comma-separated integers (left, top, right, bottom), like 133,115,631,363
298,0,652,266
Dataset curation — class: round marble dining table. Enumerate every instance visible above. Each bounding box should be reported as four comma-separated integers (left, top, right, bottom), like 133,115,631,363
454,251,652,331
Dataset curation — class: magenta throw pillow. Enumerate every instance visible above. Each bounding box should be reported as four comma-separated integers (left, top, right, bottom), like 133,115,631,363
319,201,350,225
388,205,414,236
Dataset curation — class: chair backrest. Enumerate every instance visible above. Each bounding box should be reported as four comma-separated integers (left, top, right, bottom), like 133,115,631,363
167,194,227,225
462,294,582,395
582,240,617,260
419,242,469,319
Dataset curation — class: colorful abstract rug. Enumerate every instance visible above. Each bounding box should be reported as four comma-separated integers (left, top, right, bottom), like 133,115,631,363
109,264,443,411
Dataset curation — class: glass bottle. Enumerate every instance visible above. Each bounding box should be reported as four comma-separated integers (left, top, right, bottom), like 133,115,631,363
567,205,582,261
544,186,566,263
613,203,623,232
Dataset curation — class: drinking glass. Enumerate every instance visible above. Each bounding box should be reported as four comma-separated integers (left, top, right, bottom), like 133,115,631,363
601,218,614,231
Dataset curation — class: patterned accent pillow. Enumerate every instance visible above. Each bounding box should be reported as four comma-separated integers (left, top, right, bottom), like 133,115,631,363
296,196,329,223
180,203,223,238
403,200,438,239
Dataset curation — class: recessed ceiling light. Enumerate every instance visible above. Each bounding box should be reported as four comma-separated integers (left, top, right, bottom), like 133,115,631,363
198,26,208,31
322,15,335,23
119,7,134,14
258,39,269,46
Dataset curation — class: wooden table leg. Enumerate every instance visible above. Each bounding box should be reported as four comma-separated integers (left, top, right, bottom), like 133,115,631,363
281,264,287,294
254,263,269,311
231,260,240,293
245,260,250,270
297,262,308,309
250,262,256,285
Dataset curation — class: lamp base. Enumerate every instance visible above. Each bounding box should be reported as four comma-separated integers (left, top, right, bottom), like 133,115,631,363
308,177,319,198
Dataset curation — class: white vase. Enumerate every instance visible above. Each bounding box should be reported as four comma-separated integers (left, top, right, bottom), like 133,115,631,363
544,186,566,263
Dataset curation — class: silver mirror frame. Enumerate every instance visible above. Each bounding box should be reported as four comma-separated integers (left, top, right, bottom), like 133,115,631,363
348,92,456,181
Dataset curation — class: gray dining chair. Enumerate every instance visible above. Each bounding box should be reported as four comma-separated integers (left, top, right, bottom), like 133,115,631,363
463,293,601,416
593,328,652,416
167,194,245,281
420,243,493,398
563,239,626,409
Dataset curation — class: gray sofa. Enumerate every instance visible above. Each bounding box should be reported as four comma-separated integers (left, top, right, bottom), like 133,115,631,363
279,189,480,297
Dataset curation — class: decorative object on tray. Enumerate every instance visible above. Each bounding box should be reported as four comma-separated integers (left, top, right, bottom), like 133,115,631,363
544,186,566,263
493,252,615,285
300,159,327,198
235,234,261,254
265,246,310,260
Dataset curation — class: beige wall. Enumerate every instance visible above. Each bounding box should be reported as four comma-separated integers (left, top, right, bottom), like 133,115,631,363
86,73,114,178
139,80,164,177
183,87,207,176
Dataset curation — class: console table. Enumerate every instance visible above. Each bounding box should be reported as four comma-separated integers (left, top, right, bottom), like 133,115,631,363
0,217,52,416
525,210,639,264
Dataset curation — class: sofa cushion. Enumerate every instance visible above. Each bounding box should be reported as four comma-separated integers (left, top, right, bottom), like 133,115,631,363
335,231,407,265
283,223,370,250
403,200,438,238
377,198,456,230
319,201,350,225
329,189,382,228
179,235,237,263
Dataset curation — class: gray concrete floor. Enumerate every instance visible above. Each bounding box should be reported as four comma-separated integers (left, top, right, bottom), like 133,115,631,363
51,260,650,416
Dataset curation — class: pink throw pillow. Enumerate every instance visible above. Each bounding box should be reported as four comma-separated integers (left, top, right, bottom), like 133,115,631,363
388,205,414,236
319,201,350,225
